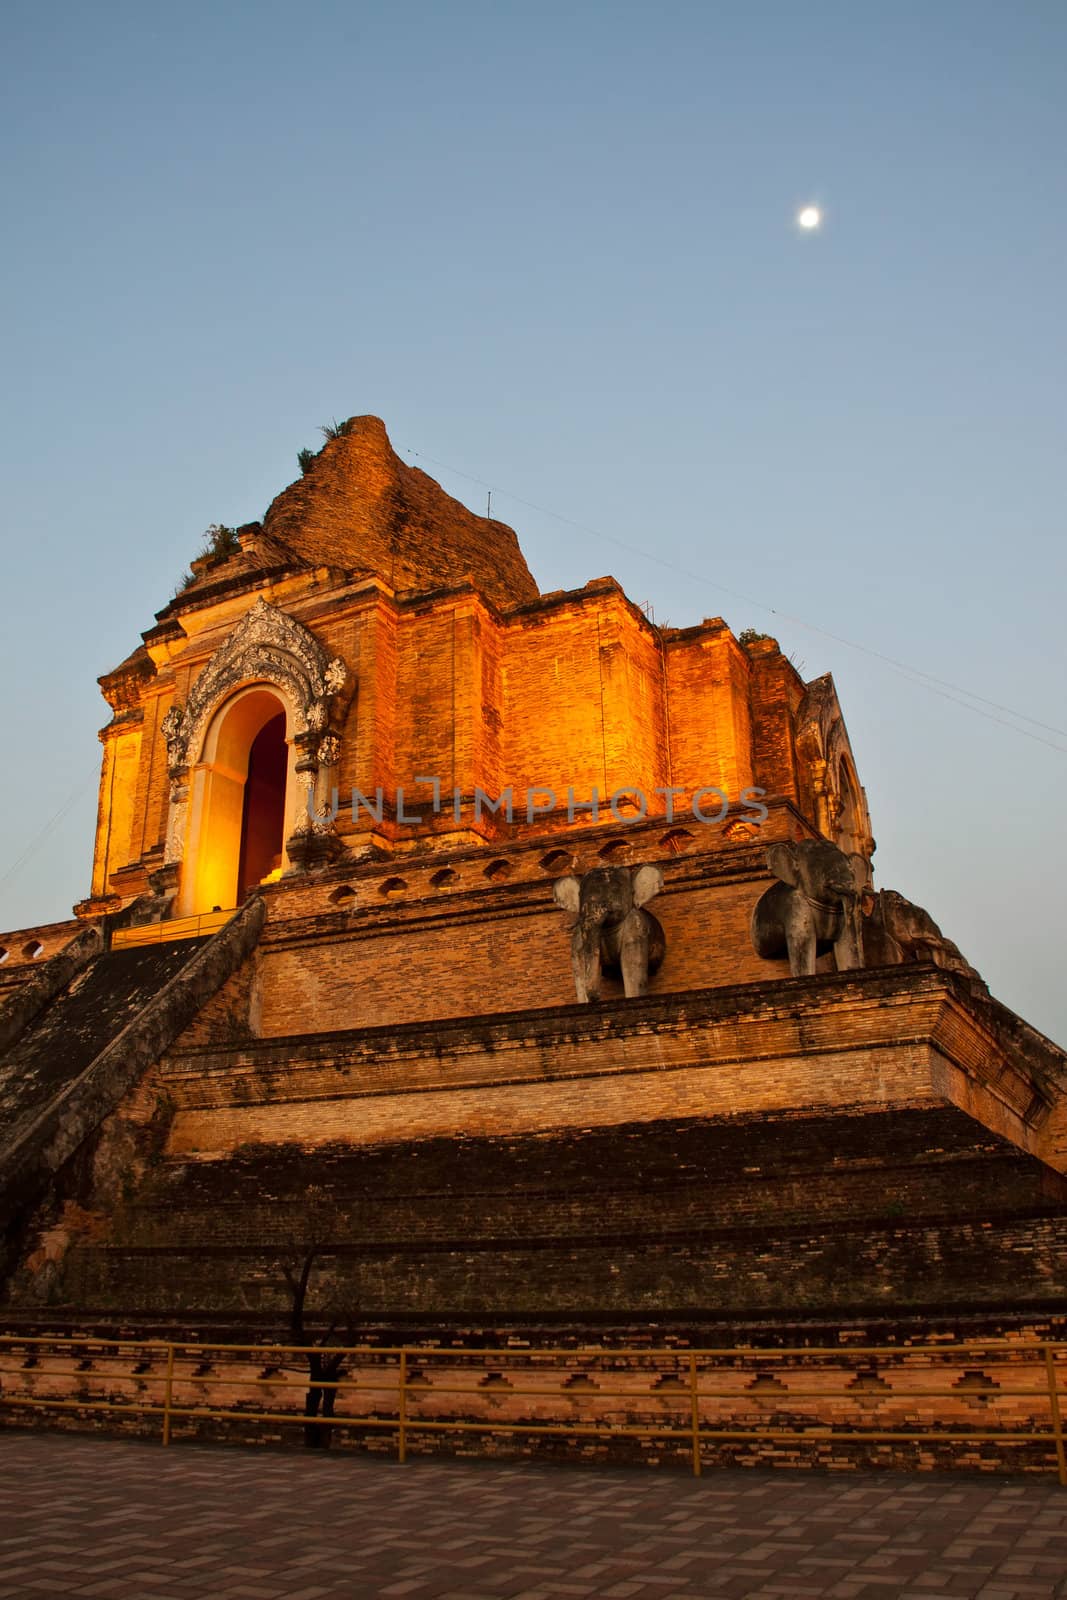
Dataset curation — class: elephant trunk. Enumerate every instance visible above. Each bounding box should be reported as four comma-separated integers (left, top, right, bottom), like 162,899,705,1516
832,890,864,971
571,912,608,1003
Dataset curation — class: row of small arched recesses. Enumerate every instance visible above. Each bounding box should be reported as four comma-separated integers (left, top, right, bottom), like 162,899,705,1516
303,1366,935,1399
0,940,43,964
326,829,706,910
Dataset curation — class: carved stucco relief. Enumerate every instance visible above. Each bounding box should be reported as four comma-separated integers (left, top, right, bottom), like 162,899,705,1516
794,674,874,862
160,598,353,869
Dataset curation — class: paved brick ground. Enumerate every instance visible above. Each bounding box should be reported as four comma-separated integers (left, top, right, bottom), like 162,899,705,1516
0,1435,1065,1600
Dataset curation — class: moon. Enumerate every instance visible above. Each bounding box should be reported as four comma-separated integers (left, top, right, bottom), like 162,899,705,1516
797,205,822,231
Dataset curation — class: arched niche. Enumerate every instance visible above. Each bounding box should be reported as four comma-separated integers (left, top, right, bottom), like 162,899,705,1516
794,673,875,863
161,600,353,913
180,686,299,916
836,754,866,858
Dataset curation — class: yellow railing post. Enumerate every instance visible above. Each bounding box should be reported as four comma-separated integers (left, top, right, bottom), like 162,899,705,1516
1044,1345,1067,1487
689,1353,701,1478
398,1350,407,1464
162,1344,175,1447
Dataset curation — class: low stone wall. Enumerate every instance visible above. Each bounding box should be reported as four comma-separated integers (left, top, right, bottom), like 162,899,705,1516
2,1322,1064,1478
0,925,101,1053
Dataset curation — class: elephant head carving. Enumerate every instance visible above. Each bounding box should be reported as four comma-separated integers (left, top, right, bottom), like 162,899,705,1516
553,864,665,1003
863,888,979,981
751,839,870,978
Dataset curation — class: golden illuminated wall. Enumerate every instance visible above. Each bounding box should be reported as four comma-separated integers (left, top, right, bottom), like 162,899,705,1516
90,727,142,898
664,623,756,803
87,572,832,911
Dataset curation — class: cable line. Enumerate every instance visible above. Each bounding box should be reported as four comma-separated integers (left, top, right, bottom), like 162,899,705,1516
0,767,99,903
405,445,1067,756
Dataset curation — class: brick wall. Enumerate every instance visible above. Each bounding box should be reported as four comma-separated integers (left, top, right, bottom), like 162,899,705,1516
22,1015,1063,1322
3,1322,1064,1475
163,953,1050,1168
0,921,83,976
181,829,796,1043
89,558,841,905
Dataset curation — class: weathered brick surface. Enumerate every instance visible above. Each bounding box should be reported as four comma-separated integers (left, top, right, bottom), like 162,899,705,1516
235,840,808,1040
0,919,84,977
160,965,1054,1169
10,953,1047,1330
82,412,856,909
0,940,206,1150
664,620,756,801
20,1090,1065,1319
4,1334,1067,1476
6,862,1063,1340
746,635,806,803
5,415,1065,1441
90,575,819,896
0,924,100,1051
262,414,540,609
0,901,266,1287
74,1203,1067,1321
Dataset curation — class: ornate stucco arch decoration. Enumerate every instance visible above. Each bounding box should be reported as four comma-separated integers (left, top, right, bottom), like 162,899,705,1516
794,674,875,864
160,598,353,878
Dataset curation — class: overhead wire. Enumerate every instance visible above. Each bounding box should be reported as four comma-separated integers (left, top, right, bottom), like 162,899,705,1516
404,445,1067,756
4,446,1062,903
0,767,100,904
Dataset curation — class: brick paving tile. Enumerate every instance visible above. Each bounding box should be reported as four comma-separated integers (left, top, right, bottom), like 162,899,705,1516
3,1435,1067,1599
216,1589,287,1599
255,1590,330,1600
537,1587,600,1597
748,1587,824,1596
982,1589,1067,1598
619,1590,704,1600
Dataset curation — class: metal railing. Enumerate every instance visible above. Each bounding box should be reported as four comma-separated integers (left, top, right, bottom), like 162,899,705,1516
111,910,234,949
1,1334,1064,1481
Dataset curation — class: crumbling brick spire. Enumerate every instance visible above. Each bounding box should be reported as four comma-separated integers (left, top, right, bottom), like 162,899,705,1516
262,415,539,608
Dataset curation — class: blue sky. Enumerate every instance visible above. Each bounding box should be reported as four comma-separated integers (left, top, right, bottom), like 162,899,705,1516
1,1,1065,1041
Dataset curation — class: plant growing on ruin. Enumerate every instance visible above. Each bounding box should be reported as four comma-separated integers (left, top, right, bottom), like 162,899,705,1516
319,417,350,441
172,525,241,596
297,447,316,475
198,523,240,561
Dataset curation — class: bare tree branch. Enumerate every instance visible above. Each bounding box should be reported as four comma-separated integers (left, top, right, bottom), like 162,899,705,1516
272,1188,359,1448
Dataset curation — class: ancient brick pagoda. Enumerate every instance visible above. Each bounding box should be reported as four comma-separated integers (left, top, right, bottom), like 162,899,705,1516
1,414,1065,1349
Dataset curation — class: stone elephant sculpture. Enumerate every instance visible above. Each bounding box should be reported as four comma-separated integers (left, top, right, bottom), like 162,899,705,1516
750,839,869,978
863,888,977,980
553,864,665,1002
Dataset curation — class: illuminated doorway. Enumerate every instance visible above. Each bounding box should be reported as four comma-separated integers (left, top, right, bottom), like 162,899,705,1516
237,712,287,899
181,687,295,915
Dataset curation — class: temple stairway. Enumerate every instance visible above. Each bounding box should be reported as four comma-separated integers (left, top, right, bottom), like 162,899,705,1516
0,899,265,1275
0,942,210,1155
